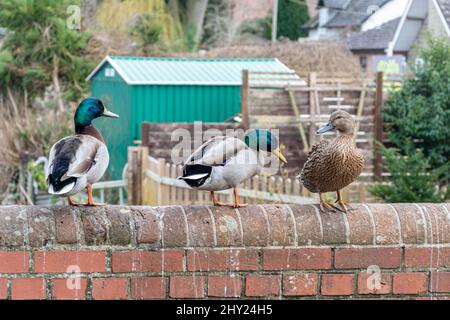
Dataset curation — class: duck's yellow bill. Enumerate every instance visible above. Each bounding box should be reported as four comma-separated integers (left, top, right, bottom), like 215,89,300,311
102,108,119,118
273,147,288,164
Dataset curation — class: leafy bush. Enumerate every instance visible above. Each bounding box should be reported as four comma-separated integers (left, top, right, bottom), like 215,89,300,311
369,145,449,202
0,99,73,201
183,24,200,52
239,17,272,40
27,161,47,192
0,0,94,102
370,36,450,202
239,0,309,42
383,36,450,174
130,14,162,48
277,0,309,40
0,1,95,202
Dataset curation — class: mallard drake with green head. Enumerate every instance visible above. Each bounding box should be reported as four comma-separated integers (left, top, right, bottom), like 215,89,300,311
46,98,119,206
299,110,364,213
178,129,287,208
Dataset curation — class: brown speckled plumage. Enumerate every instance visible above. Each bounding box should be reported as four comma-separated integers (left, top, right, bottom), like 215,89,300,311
299,110,364,196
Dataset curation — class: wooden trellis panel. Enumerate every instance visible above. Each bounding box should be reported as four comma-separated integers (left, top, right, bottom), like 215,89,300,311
247,72,379,179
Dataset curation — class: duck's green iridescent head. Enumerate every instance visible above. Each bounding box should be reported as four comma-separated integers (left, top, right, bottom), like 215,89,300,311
74,98,119,132
243,129,287,163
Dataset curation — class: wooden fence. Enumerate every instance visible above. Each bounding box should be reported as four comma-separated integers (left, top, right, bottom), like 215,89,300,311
241,71,386,180
140,122,241,163
126,71,391,206
127,146,375,206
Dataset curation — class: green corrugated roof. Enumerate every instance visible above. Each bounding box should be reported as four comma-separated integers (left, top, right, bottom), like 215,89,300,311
86,55,305,86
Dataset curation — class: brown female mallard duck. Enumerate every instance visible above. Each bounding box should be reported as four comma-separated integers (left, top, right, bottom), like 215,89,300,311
298,110,364,212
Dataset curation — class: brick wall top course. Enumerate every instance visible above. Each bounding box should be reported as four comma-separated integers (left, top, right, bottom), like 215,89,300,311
0,204,448,249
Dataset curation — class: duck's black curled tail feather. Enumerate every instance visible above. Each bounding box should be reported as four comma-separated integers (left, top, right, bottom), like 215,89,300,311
178,164,212,188
47,137,81,193
47,174,77,193
48,153,77,193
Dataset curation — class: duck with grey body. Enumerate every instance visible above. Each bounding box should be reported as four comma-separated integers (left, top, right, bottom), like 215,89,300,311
178,130,288,208
46,98,119,206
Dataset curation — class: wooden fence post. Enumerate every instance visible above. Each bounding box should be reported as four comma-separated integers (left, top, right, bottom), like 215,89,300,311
127,146,148,205
157,158,166,205
140,147,149,204
309,72,317,147
241,69,250,130
353,81,367,142
374,71,384,180
141,122,150,148
287,84,309,152
128,147,141,205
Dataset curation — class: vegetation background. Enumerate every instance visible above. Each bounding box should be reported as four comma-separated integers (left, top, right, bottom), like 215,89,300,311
0,0,448,204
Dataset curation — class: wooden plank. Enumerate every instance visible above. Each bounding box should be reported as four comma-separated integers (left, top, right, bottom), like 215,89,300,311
127,147,137,205
342,188,350,202
251,115,373,124
293,179,300,196
327,105,354,109
353,82,367,141
249,77,301,81
127,147,146,205
157,158,166,205
286,86,370,92
252,175,260,205
285,178,292,195
374,72,384,180
241,70,250,130
93,180,127,189
358,183,366,203
249,71,298,75
336,81,342,108
183,173,190,205
141,123,150,148
287,84,309,151
169,163,177,205
301,184,310,198
309,73,317,148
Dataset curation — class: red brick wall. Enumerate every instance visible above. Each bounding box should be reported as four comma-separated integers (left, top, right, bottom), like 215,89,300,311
0,204,449,300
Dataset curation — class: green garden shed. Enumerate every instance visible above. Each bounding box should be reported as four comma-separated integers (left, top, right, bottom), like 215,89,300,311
86,55,302,178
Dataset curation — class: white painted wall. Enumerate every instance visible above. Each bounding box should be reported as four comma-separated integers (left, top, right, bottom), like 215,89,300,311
362,0,409,31
309,7,342,39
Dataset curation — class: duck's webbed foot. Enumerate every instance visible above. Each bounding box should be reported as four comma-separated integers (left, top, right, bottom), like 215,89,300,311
319,200,334,212
67,197,80,206
233,202,248,208
85,184,105,207
86,201,106,207
210,191,233,207
335,190,349,213
232,187,247,208
335,200,348,213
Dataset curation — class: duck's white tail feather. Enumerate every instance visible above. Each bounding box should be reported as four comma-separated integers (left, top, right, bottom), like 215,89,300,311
178,173,209,180
48,181,76,195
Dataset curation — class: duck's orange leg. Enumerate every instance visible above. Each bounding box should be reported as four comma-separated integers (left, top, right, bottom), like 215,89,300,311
319,193,334,212
210,191,232,207
335,190,349,213
86,184,105,206
232,187,247,208
67,197,78,206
